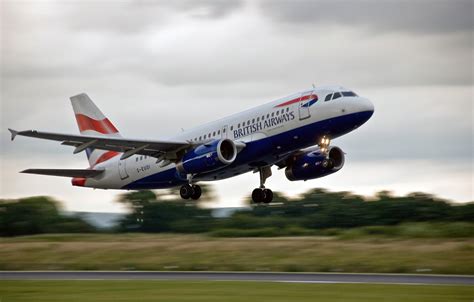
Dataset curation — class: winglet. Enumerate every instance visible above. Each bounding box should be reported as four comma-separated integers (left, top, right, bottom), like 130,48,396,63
8,128,18,141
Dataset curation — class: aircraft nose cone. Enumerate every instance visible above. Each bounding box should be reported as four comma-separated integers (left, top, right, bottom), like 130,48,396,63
360,97,374,114
353,97,374,127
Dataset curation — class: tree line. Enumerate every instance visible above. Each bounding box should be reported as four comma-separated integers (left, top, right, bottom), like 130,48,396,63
1,186,473,236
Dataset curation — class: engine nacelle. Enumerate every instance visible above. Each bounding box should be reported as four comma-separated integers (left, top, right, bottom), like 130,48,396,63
285,146,345,181
176,139,237,174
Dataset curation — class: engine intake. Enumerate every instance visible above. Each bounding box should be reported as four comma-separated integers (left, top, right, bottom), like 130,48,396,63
176,139,237,174
285,146,345,181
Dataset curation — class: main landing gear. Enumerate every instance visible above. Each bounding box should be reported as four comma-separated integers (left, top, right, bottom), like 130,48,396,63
180,184,202,200
252,166,273,204
180,175,201,200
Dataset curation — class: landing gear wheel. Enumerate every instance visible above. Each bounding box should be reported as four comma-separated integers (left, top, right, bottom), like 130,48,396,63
191,185,202,200
263,189,273,204
252,188,265,204
252,188,273,204
180,184,194,200
251,166,274,204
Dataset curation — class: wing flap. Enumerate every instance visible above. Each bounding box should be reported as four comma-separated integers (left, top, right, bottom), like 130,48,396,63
21,169,104,178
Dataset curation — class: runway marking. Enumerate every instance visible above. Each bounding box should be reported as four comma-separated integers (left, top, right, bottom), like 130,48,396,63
1,272,473,285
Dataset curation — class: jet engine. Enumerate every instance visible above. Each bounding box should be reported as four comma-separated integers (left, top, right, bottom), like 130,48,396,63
176,139,237,174
285,146,345,181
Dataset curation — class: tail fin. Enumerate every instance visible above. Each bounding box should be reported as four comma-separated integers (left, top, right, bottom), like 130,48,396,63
70,93,121,167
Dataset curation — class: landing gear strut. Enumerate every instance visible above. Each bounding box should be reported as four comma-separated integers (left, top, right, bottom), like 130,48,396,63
252,166,273,204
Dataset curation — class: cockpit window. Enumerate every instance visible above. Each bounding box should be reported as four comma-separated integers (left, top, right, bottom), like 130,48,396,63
332,92,342,100
342,91,357,97
324,94,332,102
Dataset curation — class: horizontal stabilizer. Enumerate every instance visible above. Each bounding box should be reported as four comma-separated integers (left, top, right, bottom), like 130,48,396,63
21,169,104,178
8,128,18,141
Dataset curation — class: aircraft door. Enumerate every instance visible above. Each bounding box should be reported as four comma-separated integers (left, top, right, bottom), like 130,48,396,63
298,92,311,120
298,92,317,121
118,159,129,180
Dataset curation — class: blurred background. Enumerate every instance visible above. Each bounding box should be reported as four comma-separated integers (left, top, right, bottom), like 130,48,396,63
1,0,472,213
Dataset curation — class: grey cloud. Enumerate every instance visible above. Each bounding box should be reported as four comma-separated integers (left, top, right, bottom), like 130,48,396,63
1,0,243,36
168,0,244,19
2,0,471,87
259,0,473,34
62,0,243,33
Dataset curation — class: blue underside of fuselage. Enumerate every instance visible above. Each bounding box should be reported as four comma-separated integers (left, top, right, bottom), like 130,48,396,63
122,110,373,190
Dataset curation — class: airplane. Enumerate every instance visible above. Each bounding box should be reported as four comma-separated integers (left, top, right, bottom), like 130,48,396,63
8,86,374,203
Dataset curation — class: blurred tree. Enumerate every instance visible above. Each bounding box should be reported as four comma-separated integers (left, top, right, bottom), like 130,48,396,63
0,197,95,236
117,186,217,232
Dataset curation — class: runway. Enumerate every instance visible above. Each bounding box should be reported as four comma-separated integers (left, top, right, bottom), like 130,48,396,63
1,271,473,285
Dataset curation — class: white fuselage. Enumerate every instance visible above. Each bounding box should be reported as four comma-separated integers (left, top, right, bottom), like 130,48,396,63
85,85,374,190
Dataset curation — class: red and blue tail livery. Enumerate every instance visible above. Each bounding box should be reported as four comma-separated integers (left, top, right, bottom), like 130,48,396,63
9,85,374,203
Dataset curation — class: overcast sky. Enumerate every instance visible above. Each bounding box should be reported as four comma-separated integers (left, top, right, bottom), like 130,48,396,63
1,0,472,211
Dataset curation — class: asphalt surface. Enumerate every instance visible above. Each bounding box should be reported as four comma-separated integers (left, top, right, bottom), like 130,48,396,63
1,271,473,285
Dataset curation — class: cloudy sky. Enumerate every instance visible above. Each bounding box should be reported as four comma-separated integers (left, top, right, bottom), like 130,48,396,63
1,0,472,212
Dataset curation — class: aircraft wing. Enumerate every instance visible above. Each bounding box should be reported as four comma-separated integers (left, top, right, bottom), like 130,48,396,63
9,129,191,160
21,169,104,178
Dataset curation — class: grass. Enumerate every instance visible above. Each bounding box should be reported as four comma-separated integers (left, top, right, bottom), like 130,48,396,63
208,222,474,238
1,234,473,274
0,281,473,302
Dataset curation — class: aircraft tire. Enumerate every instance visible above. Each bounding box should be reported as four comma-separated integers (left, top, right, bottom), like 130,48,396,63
191,185,202,200
252,188,264,203
263,189,273,204
180,184,194,200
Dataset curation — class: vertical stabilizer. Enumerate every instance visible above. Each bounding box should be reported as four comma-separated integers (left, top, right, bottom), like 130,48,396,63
70,93,121,167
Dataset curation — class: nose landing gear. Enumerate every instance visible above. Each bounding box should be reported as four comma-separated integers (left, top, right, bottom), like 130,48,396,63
319,135,334,169
251,166,273,204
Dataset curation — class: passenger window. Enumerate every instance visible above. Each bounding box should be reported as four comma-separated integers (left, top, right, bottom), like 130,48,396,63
238,123,240,128
213,131,216,136
204,135,207,139
271,112,275,117
230,126,233,131
218,130,220,135
257,117,260,122
325,94,332,102
332,92,342,100
286,108,289,112
262,115,265,120
247,121,250,126
252,119,255,123
276,111,279,116
136,157,138,162
199,136,202,140
266,114,270,119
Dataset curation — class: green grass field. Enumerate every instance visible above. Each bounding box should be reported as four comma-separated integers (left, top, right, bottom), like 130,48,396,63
1,234,473,274
0,281,473,302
